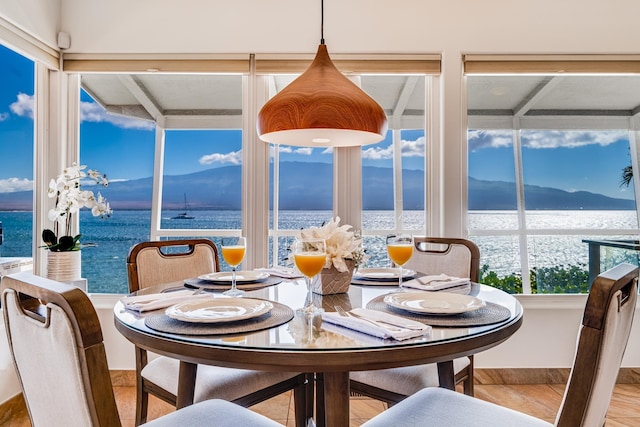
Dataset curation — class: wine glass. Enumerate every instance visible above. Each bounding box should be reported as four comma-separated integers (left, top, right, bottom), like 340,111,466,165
221,236,246,297
293,238,327,315
386,234,413,287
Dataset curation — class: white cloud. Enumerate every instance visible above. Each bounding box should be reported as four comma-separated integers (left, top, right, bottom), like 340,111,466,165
294,147,313,155
7,95,154,130
362,145,394,160
0,177,33,192
0,112,9,121
468,130,512,151
468,129,627,151
10,93,34,118
362,136,426,160
521,130,626,149
401,136,426,157
199,149,242,165
80,101,155,130
269,145,330,156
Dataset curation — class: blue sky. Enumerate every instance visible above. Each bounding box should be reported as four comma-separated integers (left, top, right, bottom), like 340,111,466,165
0,43,634,200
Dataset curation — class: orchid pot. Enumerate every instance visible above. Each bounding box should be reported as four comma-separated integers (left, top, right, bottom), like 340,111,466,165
311,258,356,295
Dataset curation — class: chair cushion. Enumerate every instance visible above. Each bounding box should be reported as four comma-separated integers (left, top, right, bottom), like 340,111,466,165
362,387,552,427
141,399,281,427
142,356,299,402
350,357,470,395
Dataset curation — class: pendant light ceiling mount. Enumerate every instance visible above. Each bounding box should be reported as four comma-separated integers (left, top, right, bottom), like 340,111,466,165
256,0,388,147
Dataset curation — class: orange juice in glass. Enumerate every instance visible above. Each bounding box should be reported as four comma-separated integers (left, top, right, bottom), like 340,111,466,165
222,245,245,267
221,236,246,296
294,252,326,278
386,234,413,287
293,238,326,315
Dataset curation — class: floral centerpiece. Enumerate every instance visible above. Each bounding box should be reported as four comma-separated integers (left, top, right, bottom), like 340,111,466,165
43,163,112,252
291,216,367,294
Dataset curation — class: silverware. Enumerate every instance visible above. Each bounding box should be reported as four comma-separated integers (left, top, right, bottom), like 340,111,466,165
334,306,403,332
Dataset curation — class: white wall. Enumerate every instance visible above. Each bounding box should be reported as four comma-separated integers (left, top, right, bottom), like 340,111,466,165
59,0,640,55
0,0,60,51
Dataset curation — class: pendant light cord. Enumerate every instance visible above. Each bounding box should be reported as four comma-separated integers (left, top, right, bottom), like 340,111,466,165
320,0,325,45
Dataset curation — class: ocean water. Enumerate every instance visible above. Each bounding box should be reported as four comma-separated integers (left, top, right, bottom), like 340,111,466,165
0,210,637,293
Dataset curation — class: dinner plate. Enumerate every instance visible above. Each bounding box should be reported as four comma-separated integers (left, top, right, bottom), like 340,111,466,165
197,271,269,283
383,291,486,315
352,268,416,281
166,298,273,323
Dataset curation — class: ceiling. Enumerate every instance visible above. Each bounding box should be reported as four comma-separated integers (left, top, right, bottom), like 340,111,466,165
80,73,640,132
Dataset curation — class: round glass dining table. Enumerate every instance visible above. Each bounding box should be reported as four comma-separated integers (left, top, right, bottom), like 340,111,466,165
114,279,523,427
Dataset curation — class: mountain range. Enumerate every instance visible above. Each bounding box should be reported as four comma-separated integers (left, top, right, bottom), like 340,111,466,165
0,162,635,211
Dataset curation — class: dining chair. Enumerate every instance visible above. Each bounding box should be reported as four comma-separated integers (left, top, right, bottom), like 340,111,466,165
349,237,480,404
127,239,309,426
362,262,639,427
1,272,282,427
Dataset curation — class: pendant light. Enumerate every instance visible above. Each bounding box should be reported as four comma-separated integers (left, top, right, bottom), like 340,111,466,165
256,0,388,147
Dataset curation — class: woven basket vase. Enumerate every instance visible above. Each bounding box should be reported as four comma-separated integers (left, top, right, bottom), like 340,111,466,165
311,259,356,295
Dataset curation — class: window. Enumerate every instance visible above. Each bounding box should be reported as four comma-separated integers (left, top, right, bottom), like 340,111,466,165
466,58,640,293
71,55,437,291
79,87,156,293
264,72,431,268
78,71,245,292
258,56,438,268
0,44,34,261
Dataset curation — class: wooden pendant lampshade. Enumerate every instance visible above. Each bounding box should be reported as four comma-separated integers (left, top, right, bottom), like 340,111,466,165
257,43,388,147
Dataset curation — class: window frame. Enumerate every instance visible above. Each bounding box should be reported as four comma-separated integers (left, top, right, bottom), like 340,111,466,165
465,55,640,293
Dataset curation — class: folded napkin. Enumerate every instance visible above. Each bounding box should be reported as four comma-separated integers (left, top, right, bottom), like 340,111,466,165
255,266,303,279
322,308,431,341
402,274,470,291
121,290,210,312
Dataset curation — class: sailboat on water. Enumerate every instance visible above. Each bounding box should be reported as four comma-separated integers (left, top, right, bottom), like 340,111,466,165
172,193,195,219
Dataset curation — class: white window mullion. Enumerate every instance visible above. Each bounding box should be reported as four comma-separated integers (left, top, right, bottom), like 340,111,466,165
149,120,166,241
426,75,440,236
34,66,72,275
271,145,281,266
512,119,531,293
243,64,270,269
334,146,363,232
628,120,640,232
392,129,404,231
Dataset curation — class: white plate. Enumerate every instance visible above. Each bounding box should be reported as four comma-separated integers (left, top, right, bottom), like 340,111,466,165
384,291,486,315
197,271,269,283
353,268,416,281
166,298,273,323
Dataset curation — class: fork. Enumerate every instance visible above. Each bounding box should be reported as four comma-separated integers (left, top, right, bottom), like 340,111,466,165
334,306,402,332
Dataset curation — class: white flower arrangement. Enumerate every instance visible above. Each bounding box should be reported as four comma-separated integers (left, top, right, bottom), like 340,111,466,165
42,163,112,251
292,216,367,272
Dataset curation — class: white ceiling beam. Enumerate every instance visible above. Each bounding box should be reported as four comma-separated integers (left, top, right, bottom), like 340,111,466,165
469,114,632,130
163,115,243,129
117,75,164,121
391,76,420,128
513,76,565,117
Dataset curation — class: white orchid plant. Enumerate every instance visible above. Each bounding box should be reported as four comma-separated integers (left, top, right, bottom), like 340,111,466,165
42,163,112,252
292,216,367,272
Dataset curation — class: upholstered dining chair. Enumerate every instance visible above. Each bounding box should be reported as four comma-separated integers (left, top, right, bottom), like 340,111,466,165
349,237,480,404
1,272,281,427
362,262,639,427
127,239,308,426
